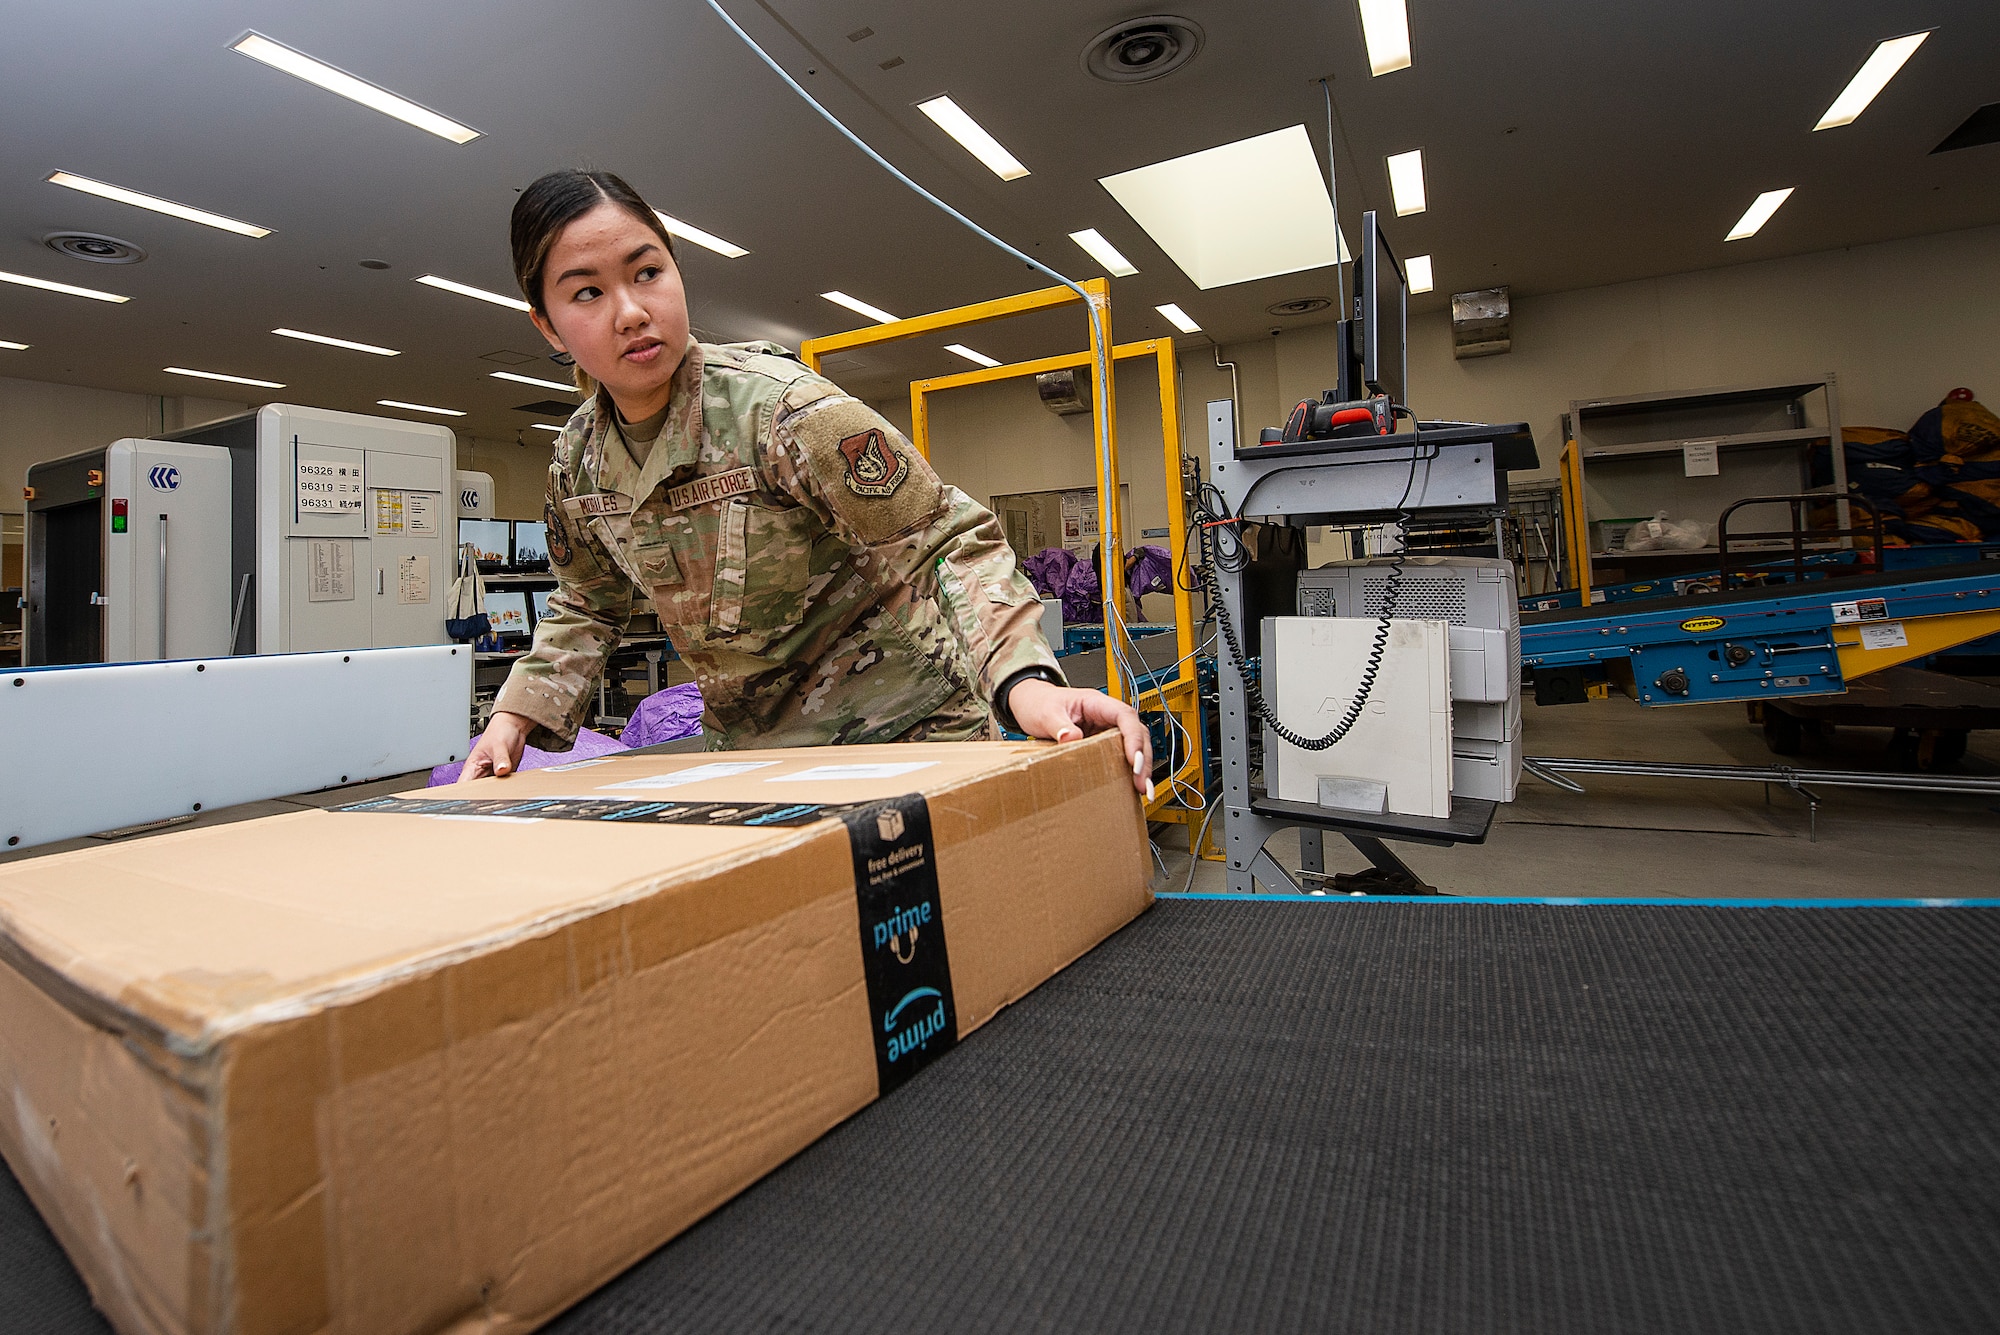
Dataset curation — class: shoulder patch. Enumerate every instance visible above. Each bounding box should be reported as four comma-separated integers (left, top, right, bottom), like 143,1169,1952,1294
544,500,574,566
839,428,908,497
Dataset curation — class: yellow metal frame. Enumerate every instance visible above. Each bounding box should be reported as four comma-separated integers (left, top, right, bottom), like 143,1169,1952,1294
799,282,1206,828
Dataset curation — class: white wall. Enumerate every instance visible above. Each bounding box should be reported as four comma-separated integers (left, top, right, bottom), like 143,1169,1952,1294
1177,222,2000,481
1,376,249,513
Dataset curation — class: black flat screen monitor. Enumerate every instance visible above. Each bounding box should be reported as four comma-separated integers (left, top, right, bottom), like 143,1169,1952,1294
1356,210,1409,410
530,590,554,625
485,591,531,639
459,519,512,571
512,520,550,570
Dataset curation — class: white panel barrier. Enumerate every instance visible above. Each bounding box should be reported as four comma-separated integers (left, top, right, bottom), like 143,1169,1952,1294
2,645,471,851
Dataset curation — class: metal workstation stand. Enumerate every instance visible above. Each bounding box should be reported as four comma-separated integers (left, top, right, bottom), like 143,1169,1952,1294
1205,401,1538,894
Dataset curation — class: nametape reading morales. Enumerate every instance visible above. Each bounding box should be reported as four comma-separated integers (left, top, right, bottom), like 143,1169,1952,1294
842,795,956,1095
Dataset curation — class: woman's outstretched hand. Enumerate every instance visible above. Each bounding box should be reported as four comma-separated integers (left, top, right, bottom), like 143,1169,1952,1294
1004,678,1154,798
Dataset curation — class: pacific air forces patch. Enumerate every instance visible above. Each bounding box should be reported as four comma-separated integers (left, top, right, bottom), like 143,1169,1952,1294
839,428,907,498
544,500,574,567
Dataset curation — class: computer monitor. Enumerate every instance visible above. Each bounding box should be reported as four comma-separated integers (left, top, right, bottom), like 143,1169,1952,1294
484,591,531,638
1355,210,1409,410
512,520,550,571
530,590,555,625
459,519,512,571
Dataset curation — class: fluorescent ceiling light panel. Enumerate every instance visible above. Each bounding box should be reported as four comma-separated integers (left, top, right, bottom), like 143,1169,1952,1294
1099,125,1350,290
821,291,900,324
1068,229,1139,277
654,211,749,259
1405,254,1434,293
417,274,531,311
1814,32,1930,130
1155,303,1201,334
47,171,270,238
0,340,29,351
230,31,481,143
915,96,1029,180
490,370,576,393
530,422,565,432
0,270,129,303
1726,188,1794,241
272,327,398,356
166,366,284,389
378,399,464,417
945,344,1000,368
1386,149,1427,215
1358,0,1413,76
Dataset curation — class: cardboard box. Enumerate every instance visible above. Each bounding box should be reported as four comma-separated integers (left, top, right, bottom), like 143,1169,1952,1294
0,735,1150,1335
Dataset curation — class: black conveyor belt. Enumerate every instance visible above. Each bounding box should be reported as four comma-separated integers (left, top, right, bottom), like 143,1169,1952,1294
6,900,1999,1335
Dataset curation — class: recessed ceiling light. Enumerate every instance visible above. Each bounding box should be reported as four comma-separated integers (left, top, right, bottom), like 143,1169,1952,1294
0,340,29,351
46,172,271,238
490,370,577,393
1068,229,1139,277
915,96,1030,180
653,211,749,259
1155,303,1201,334
1357,0,1413,76
822,291,900,324
1405,255,1434,294
1814,31,1930,131
1386,149,1427,216
272,327,399,356
1099,126,1350,291
417,274,531,311
530,422,565,432
1726,188,1794,241
0,269,129,303
166,366,285,389
229,31,481,143
377,399,465,417
945,344,1000,368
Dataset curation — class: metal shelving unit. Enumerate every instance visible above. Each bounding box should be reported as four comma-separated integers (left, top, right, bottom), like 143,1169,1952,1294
1570,376,1844,590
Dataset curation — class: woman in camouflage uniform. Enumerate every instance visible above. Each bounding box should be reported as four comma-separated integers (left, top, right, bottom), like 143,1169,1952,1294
466,171,1151,792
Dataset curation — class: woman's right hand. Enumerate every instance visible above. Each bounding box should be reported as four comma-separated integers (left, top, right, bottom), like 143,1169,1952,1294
463,711,534,779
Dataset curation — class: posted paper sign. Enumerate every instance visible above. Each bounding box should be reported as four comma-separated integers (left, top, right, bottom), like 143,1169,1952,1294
1682,442,1720,477
297,444,365,516
307,540,355,602
398,554,431,605
405,492,439,537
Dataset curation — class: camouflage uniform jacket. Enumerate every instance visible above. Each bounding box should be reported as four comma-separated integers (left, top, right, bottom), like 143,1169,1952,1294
493,340,1064,751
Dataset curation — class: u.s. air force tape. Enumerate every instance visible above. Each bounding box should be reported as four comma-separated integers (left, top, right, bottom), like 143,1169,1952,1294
841,794,956,1095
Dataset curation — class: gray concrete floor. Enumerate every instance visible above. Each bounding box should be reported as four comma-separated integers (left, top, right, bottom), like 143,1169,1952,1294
1152,692,2000,900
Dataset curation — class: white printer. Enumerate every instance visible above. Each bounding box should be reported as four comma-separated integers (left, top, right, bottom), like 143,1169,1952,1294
1297,556,1522,803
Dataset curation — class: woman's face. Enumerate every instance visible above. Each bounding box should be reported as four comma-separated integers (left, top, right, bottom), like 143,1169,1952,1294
530,200,690,418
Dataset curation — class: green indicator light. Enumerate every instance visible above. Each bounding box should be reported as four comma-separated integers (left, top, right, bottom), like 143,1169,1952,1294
112,515,127,533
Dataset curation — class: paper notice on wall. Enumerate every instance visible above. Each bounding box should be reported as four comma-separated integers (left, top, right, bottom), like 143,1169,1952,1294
1859,621,1908,651
297,443,365,516
307,540,355,602
1682,442,1720,476
1060,493,1083,519
374,489,405,533
404,491,439,537
398,554,431,605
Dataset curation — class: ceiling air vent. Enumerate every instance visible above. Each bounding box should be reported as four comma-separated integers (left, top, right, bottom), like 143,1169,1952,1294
44,231,146,265
1267,296,1332,317
513,399,578,415
1933,102,2000,154
1081,16,1204,84
1450,286,1511,360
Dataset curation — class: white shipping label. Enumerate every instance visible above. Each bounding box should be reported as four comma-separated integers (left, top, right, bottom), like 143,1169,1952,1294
599,761,778,789
767,762,937,782
307,540,355,602
297,443,365,515
1682,442,1720,477
405,491,439,537
398,554,431,605
1859,621,1909,650
545,756,619,773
